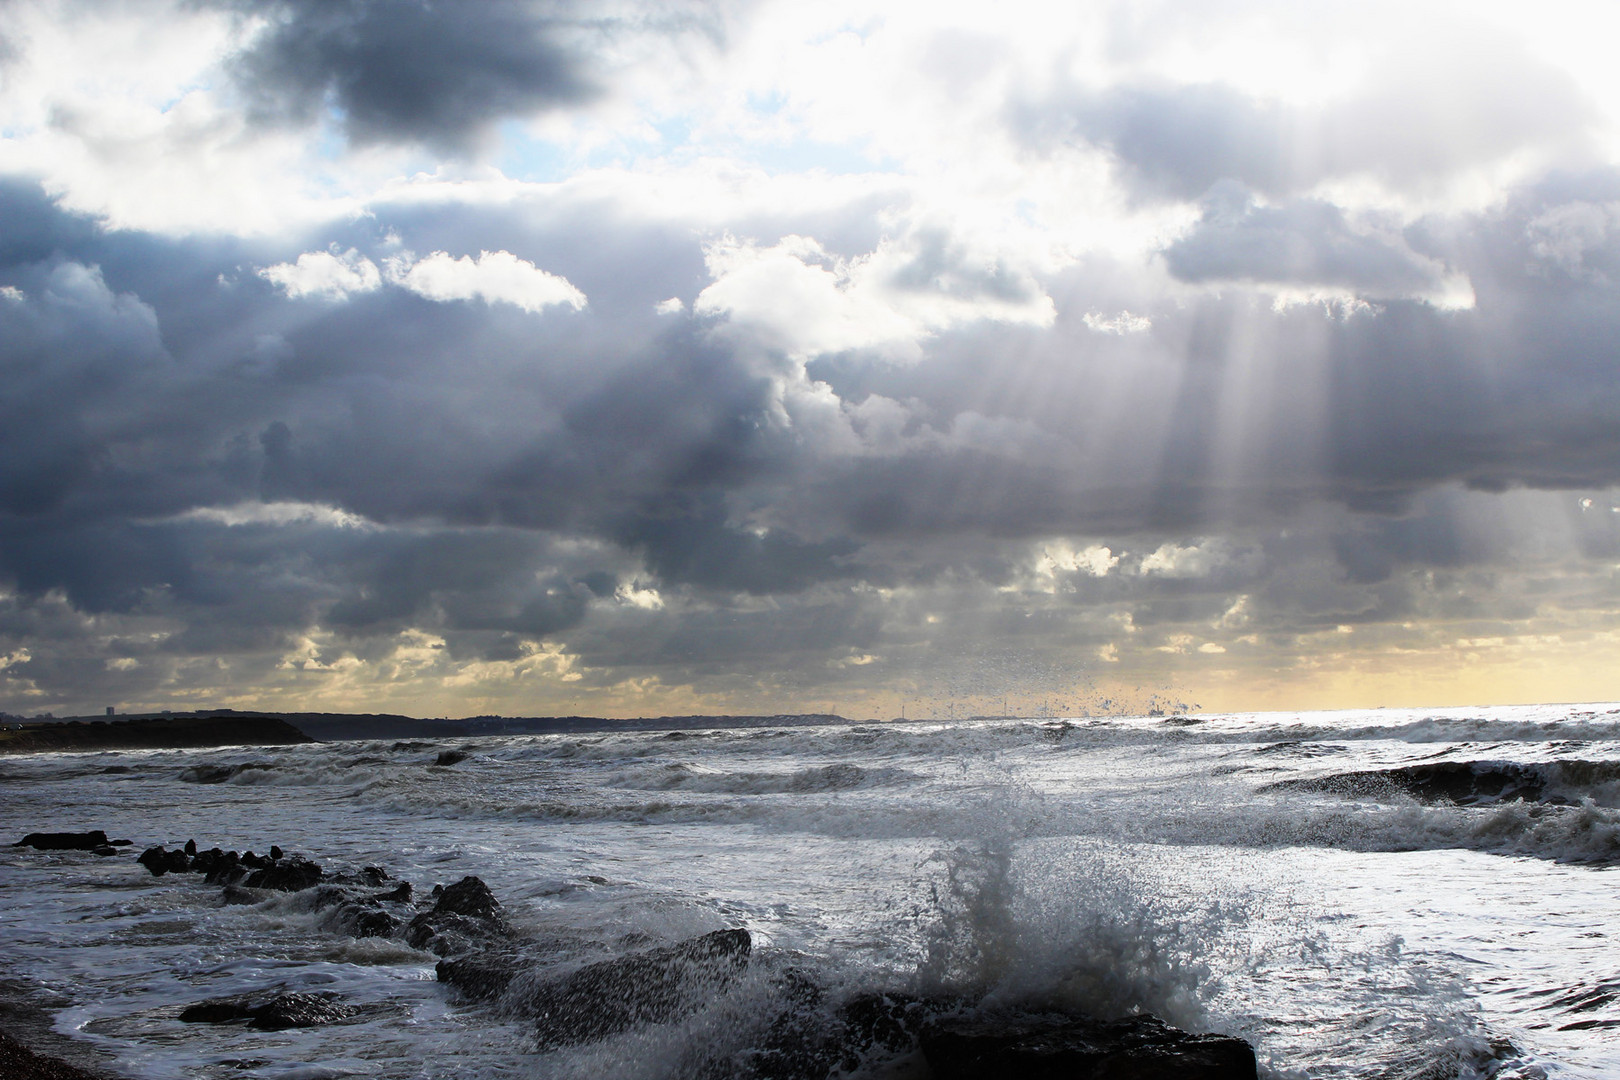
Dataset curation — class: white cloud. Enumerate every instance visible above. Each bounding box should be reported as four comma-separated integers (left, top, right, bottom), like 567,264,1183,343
172,502,373,530
655,296,686,314
388,249,586,313
1139,539,1262,579
695,232,1053,361
260,249,382,301
615,581,665,610
1082,310,1152,334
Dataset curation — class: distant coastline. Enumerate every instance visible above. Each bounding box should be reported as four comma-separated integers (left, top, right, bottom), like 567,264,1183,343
0,709,885,753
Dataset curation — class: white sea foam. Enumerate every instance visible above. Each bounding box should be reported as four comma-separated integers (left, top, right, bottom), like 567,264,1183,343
3,705,1619,1078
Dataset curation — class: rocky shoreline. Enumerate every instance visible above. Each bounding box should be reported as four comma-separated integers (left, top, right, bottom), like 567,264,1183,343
11,830,1260,1079
0,716,313,755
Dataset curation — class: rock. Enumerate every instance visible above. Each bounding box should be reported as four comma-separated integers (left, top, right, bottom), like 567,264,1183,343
202,850,242,884
90,845,118,857
269,845,284,861
433,749,470,767
376,881,412,903
183,839,197,856
525,928,752,1046
241,856,322,892
436,953,523,1002
435,875,500,918
15,831,110,851
405,875,512,954
190,848,227,875
918,1012,1257,1080
179,992,352,1031
136,845,191,876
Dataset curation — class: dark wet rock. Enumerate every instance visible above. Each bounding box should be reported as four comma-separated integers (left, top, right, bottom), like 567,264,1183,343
183,839,196,856
524,928,752,1046
15,831,110,851
739,986,958,1080
240,850,270,869
202,851,242,884
405,876,511,955
433,749,470,767
179,992,352,1031
436,953,524,1002
919,1012,1256,1080
436,875,500,918
269,845,284,861
376,881,412,903
136,845,191,876
178,763,274,784
90,846,118,857
307,885,404,938
359,865,388,886
190,848,227,874
241,856,321,892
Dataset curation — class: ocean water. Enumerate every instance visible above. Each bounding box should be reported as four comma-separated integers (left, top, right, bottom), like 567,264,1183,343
1,704,1618,1079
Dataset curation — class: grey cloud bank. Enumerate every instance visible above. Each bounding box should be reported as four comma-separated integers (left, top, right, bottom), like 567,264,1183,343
2,1,1619,715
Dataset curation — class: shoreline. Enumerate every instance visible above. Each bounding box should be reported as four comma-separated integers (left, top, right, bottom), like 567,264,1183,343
0,981,124,1080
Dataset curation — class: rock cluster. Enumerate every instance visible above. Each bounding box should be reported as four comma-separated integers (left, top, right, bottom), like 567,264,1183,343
13,828,1262,1077
134,841,323,891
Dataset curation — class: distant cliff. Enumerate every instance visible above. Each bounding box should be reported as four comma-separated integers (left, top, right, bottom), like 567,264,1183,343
0,715,315,754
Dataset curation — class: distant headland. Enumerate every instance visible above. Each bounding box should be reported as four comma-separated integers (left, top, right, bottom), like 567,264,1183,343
0,709,864,753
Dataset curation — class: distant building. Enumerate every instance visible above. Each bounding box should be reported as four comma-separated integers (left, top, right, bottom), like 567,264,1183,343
106,706,115,716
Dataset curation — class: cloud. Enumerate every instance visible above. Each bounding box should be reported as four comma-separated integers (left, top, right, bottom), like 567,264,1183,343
1163,183,1472,306
260,247,382,300
6,6,1620,713
695,230,1053,362
225,0,598,151
388,249,587,313
1017,27,1592,203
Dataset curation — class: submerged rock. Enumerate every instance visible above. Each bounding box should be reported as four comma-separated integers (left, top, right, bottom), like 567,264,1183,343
525,928,752,1046
919,1012,1256,1080
179,991,352,1031
15,830,110,851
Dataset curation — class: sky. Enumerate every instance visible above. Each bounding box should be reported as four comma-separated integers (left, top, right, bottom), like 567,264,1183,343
4,0,1620,719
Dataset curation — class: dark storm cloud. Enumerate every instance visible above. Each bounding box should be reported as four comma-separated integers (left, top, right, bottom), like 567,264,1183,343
7,154,1620,708
223,0,598,150
1163,183,1451,296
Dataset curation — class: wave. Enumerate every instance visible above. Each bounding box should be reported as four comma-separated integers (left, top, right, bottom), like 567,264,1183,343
1265,759,1620,808
602,762,913,795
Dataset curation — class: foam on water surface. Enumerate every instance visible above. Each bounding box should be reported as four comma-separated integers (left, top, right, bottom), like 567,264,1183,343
1,704,1617,1078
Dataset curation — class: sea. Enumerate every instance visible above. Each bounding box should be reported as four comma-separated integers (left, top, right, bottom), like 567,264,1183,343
1,704,1617,1080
